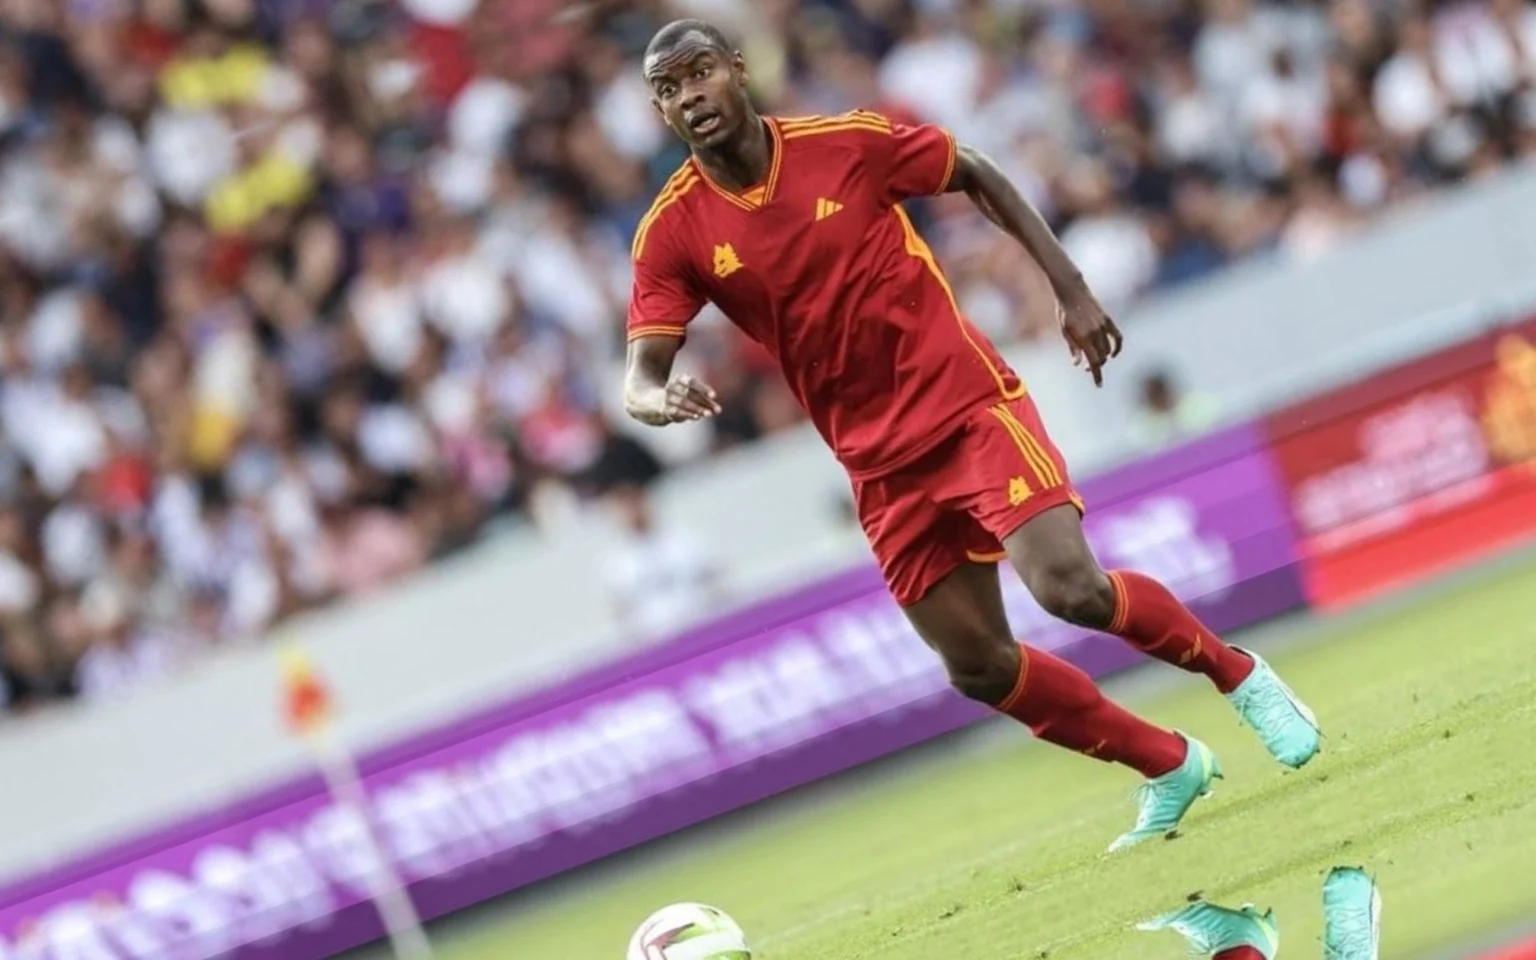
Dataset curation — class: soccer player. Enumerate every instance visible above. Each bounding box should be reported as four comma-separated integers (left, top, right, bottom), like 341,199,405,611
623,20,1320,852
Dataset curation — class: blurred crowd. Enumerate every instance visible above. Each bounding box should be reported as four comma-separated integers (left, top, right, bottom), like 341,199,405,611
2,0,1534,713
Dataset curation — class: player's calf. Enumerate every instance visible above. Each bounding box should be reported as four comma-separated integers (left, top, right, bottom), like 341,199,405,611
931,635,1222,850
903,566,1219,847
926,629,1187,778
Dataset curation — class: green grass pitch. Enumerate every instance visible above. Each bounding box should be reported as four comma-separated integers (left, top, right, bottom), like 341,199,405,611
397,561,1536,960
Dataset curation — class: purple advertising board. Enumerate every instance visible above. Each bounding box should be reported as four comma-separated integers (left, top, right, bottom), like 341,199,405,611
0,424,1304,960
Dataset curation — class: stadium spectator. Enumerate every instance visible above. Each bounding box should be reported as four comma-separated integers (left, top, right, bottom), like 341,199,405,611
1131,367,1222,452
1,0,1534,714
600,482,719,640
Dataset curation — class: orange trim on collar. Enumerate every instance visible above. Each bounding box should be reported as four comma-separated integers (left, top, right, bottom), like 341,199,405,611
691,117,784,212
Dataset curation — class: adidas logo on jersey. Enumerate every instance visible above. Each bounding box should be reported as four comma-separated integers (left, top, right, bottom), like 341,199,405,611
816,198,844,221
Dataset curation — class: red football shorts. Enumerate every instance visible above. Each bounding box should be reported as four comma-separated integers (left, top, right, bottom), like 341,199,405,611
851,394,1084,607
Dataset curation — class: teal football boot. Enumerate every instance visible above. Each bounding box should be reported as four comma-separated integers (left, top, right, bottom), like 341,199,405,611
1323,867,1382,960
1108,734,1221,853
1139,901,1280,958
1227,648,1322,768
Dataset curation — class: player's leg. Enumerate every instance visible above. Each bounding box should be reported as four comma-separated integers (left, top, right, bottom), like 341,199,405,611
853,461,1191,783
897,550,1219,852
1004,504,1322,771
857,444,1214,849
1003,503,1255,691
973,396,1321,769
900,558,1187,777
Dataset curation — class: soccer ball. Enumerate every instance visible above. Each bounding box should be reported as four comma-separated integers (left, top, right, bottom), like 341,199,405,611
626,903,752,960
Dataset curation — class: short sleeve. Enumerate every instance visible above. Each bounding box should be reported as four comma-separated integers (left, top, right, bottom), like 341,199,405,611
879,121,958,206
627,226,705,342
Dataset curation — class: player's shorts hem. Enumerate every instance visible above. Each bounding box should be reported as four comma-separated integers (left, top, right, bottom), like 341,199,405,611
965,549,1009,563
891,551,971,608
991,488,1086,545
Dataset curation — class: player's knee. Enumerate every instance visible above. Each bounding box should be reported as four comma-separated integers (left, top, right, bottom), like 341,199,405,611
1028,562,1114,629
942,637,1021,706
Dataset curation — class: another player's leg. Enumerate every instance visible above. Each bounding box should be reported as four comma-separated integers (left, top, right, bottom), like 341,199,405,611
899,561,1217,851
1003,504,1321,769
1139,900,1281,960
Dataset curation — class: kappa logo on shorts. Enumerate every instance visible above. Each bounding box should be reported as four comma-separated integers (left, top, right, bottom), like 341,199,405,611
1008,476,1031,506
713,243,744,278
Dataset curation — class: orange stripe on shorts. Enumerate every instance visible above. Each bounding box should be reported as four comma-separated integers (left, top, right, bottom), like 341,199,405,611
989,405,1061,490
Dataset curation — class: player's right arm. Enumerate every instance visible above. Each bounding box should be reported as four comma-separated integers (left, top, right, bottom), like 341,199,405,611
625,336,721,426
623,211,722,427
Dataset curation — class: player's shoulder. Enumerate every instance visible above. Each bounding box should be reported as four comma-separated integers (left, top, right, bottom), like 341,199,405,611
632,160,703,262
775,109,895,144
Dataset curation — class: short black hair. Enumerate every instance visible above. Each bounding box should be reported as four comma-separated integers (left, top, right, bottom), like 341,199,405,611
644,19,734,65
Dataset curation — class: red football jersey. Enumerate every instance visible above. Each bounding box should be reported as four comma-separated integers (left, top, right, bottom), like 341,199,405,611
627,110,1025,478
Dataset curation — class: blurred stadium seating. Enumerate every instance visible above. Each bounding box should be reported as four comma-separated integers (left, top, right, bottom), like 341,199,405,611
6,0,1536,714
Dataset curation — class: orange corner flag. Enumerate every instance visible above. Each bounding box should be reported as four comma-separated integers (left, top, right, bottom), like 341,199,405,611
279,644,333,737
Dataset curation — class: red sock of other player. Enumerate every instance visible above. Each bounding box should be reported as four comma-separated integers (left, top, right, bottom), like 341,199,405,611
1213,948,1267,960
1106,570,1254,694
996,644,1186,778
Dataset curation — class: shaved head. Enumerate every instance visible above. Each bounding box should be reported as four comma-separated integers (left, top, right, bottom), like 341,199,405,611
644,18,734,67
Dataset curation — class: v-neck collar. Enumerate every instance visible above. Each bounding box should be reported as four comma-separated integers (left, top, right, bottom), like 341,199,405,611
691,117,784,213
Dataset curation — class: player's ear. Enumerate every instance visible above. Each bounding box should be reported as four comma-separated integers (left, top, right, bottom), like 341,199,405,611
732,51,748,87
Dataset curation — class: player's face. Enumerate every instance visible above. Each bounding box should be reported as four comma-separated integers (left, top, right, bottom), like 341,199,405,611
645,40,748,150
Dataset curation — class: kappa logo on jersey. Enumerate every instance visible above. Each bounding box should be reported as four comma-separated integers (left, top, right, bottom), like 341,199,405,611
1008,476,1031,506
713,243,744,278
815,198,845,221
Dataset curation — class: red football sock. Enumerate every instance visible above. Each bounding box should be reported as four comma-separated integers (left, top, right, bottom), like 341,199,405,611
1214,948,1266,960
1107,570,1254,694
996,645,1186,778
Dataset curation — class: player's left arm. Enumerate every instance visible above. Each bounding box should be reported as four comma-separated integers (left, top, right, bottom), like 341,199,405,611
943,143,1122,386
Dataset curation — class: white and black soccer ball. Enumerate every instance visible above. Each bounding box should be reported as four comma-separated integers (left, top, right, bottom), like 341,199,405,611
626,903,752,960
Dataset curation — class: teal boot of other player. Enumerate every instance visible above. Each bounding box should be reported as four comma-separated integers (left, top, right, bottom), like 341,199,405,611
1108,734,1221,853
1324,867,1381,960
1226,648,1321,769
1139,901,1280,958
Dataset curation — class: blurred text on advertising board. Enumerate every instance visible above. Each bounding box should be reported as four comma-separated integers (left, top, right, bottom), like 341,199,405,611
1267,316,1536,610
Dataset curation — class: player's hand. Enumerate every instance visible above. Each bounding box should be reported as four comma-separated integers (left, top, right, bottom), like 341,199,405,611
628,374,722,426
664,374,722,422
1058,292,1123,387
